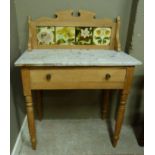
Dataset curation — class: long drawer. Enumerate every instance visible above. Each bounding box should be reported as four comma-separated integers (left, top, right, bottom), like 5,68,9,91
30,67,126,89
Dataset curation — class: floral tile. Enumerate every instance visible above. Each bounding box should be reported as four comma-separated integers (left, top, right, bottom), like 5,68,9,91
36,26,55,45
56,27,75,45
76,27,93,45
93,27,111,45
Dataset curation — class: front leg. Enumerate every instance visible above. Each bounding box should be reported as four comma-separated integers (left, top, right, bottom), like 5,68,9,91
25,94,36,149
113,67,134,147
113,90,128,147
21,68,37,149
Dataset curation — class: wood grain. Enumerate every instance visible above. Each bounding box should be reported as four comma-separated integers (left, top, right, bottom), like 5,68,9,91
21,67,31,95
115,16,121,51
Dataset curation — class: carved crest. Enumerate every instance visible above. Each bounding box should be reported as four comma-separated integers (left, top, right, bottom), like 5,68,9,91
55,10,96,20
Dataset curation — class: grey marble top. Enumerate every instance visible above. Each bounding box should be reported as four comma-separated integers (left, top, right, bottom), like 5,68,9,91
14,49,142,67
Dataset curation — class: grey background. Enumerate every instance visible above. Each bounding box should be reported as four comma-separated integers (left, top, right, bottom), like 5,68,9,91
10,0,144,152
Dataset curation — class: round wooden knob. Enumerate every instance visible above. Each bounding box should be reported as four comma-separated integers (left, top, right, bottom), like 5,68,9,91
46,74,51,81
105,73,111,80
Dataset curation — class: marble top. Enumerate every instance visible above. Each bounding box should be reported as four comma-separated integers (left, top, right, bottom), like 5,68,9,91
14,49,142,67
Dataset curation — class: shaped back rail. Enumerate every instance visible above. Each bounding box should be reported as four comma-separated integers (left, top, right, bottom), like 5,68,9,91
28,10,121,51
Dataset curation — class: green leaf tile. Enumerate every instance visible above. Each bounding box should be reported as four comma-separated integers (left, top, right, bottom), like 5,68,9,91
56,27,75,45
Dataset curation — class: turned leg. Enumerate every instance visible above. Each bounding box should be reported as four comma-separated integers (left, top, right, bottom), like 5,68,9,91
25,95,36,149
36,91,43,121
113,90,128,147
21,68,37,149
102,90,110,119
113,67,134,147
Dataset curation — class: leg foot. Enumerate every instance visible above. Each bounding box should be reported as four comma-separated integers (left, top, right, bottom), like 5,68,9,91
32,138,36,150
112,136,119,147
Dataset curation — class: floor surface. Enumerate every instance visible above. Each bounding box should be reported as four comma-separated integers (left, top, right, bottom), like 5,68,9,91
19,119,144,155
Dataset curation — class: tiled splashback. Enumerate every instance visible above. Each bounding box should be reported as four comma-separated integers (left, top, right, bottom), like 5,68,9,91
36,26,112,46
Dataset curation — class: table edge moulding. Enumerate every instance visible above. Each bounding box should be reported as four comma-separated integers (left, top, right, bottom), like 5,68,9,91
14,9,142,150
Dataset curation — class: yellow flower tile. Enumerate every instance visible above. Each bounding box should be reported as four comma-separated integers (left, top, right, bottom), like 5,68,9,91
93,27,111,45
56,27,75,45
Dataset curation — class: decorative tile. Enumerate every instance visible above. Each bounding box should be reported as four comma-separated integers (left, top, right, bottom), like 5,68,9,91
93,27,111,45
56,27,75,45
36,26,55,45
76,27,93,45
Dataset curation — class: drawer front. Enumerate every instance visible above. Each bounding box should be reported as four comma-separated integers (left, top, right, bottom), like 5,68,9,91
30,67,126,89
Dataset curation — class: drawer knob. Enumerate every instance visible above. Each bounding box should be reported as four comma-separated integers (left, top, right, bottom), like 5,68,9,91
105,73,111,80
46,74,51,81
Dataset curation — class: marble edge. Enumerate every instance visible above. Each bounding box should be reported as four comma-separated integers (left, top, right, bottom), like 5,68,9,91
14,63,142,67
